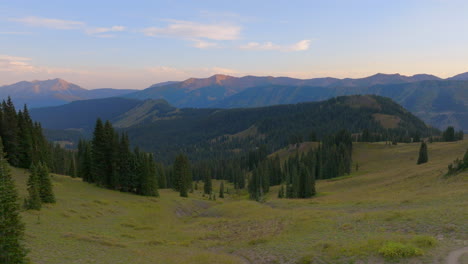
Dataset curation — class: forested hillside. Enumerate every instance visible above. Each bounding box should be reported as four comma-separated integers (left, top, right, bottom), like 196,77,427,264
122,95,432,163
31,95,434,163
213,80,468,131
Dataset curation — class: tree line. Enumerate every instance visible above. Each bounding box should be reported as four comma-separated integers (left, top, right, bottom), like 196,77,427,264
76,119,160,196
249,130,353,201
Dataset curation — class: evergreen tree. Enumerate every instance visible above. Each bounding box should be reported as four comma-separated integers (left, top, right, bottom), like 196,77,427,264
25,164,41,210
443,126,456,142
219,181,224,198
91,119,106,185
1,98,20,166
37,162,55,203
203,173,212,195
417,142,428,165
173,154,191,197
0,138,28,263
278,185,285,198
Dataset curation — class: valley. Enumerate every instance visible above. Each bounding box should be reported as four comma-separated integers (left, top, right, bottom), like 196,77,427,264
12,140,468,264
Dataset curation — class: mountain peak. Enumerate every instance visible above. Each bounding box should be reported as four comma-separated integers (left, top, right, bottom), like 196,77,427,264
210,74,234,82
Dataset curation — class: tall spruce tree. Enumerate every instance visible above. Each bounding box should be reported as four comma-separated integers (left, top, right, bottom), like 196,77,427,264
173,154,191,197
417,142,428,165
219,181,224,198
37,162,55,203
203,173,212,195
25,164,41,210
1,98,20,166
91,118,106,185
0,138,28,263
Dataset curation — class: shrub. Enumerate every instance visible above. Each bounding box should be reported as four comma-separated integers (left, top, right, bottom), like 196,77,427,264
411,235,437,248
378,242,423,259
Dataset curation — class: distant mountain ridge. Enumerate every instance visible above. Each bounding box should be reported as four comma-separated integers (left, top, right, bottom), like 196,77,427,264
125,72,468,130
0,78,136,108
125,73,443,107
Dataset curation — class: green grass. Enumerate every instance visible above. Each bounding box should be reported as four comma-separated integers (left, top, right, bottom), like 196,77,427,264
12,140,468,264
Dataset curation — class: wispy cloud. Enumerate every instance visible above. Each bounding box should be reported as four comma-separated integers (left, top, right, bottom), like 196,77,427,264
240,39,312,52
9,16,125,38
191,39,219,49
142,20,241,41
10,16,85,30
0,55,36,72
86,26,126,35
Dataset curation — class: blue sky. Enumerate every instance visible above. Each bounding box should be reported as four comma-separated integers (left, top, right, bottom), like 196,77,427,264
1,0,468,89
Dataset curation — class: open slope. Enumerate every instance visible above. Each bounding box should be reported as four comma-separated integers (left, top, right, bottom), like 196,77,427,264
13,140,468,264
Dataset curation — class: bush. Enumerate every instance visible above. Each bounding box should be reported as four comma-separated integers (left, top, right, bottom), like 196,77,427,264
411,235,437,248
378,242,423,259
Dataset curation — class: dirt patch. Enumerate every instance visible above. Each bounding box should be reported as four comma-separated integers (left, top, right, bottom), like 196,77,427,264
447,246,468,264
174,199,211,217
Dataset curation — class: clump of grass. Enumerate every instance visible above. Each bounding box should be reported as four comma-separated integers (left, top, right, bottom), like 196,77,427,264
248,238,268,245
295,255,315,264
411,235,437,248
378,242,423,259
146,240,165,246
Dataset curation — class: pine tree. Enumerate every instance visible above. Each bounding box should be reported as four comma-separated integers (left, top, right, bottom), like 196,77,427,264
278,185,285,198
91,119,106,185
0,138,28,263
203,173,212,195
25,164,41,210
37,162,55,203
1,98,20,166
417,142,428,165
219,181,224,198
173,154,191,197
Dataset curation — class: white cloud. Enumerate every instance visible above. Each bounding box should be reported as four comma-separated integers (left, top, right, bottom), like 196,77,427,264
192,40,219,49
86,26,126,35
240,39,311,52
289,40,311,51
142,20,241,40
0,55,35,72
10,16,85,30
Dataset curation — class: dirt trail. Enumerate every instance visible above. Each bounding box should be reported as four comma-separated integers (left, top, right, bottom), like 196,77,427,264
447,247,468,264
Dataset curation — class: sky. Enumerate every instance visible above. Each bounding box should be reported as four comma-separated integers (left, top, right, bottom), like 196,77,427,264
1,0,468,89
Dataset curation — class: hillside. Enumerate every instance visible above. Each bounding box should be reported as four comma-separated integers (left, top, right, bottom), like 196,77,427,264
30,97,142,130
32,95,434,162
31,95,433,162
13,140,468,264
123,95,431,162
0,79,136,108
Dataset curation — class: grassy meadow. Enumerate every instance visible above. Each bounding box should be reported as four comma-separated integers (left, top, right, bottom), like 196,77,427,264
12,140,468,264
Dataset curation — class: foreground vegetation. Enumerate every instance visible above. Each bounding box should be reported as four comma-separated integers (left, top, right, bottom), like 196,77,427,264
10,140,468,264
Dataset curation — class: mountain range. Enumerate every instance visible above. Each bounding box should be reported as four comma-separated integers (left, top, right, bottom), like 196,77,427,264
0,78,136,108
5,72,468,130
122,72,468,130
